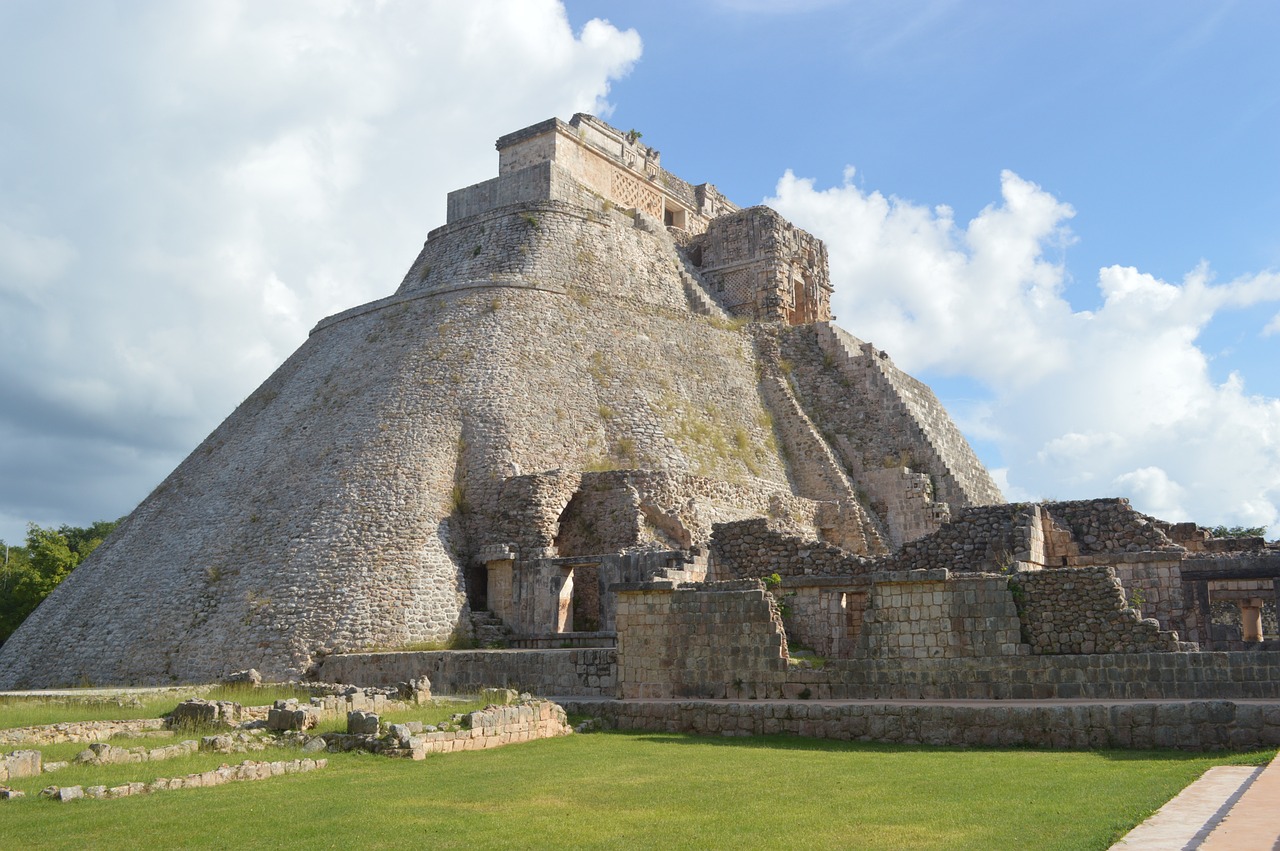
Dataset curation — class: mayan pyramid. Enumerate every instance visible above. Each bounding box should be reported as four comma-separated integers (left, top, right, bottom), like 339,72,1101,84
0,115,1001,687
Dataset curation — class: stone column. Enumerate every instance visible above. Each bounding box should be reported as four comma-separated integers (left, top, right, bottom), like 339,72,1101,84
1240,598,1264,642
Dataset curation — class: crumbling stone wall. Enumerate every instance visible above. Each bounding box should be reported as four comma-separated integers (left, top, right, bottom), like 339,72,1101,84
1014,567,1182,654
615,581,788,699
710,518,873,579
885,504,1036,573
1041,499,1180,557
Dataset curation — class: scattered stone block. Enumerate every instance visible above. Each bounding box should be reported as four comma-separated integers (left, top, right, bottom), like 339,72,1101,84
168,698,243,729
396,677,432,703
481,688,520,705
267,700,318,731
301,736,329,754
1,749,41,781
1,786,25,800
223,668,262,686
347,710,380,736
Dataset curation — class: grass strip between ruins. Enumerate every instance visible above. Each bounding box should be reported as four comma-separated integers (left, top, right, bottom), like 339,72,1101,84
3,726,1273,850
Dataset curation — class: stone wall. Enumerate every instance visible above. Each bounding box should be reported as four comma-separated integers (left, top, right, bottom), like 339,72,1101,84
318,649,616,697
1042,499,1180,557
884,504,1035,573
561,698,1280,751
690,206,832,325
792,651,1280,700
857,572,1025,659
615,581,788,699
710,518,874,580
448,114,736,234
1014,567,1182,654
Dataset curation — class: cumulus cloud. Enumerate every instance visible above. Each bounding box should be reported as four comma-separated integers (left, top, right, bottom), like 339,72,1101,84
770,169,1280,530
0,0,640,540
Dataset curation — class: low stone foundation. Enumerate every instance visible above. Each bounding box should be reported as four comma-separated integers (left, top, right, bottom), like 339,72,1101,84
0,718,167,747
320,698,573,759
38,757,327,801
319,649,616,696
562,698,1280,751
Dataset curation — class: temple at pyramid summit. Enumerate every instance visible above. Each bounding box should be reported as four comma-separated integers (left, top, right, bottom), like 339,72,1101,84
1,115,1276,705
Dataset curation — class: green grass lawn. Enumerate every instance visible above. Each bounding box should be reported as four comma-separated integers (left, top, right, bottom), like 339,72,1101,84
3,728,1273,850
0,684,314,729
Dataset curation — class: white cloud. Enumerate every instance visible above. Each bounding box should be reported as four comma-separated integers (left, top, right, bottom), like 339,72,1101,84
770,168,1280,530
1264,312,1280,337
0,0,640,541
0,222,77,293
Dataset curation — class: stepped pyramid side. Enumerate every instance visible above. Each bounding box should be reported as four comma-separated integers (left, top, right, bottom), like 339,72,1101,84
0,115,1000,687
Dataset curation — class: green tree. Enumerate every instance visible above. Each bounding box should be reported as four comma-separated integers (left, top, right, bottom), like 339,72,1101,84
0,518,120,646
1207,525,1269,539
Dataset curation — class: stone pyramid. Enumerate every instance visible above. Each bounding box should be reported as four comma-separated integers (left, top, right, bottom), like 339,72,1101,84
0,115,1001,687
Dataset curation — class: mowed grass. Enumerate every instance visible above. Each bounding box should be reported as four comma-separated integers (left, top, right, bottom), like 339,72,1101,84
2,730,1273,850
0,684,314,729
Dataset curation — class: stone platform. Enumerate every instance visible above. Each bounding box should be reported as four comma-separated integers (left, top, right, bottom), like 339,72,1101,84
557,697,1280,751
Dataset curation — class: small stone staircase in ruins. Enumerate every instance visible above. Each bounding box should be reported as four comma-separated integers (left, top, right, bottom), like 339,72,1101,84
469,610,513,648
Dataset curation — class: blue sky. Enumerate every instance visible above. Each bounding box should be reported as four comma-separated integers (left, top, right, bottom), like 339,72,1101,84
1,1,1278,542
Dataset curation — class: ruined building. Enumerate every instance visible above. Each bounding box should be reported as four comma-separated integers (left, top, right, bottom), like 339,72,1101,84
0,115,1275,693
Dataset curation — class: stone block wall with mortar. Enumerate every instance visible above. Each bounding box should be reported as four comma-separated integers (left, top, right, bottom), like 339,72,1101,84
856,573,1026,659
615,581,789,699
786,652,1280,701
561,697,1280,751
1014,566,1182,654
319,649,616,697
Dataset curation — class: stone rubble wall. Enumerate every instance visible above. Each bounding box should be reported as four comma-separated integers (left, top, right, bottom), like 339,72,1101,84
615,581,789,699
1042,499,1180,557
561,698,1280,751
883,503,1037,573
0,718,166,747
710,518,874,580
318,649,617,697
1015,567,1182,654
38,758,327,802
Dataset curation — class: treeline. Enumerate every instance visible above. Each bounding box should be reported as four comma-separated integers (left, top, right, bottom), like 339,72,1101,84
0,519,120,646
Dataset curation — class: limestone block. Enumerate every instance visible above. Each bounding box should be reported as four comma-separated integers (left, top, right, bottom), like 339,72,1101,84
1,749,41,781
347,711,380,736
